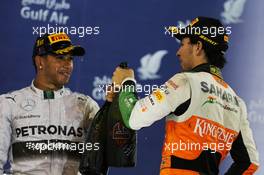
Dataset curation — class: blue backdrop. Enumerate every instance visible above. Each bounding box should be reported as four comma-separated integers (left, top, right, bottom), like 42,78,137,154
0,0,263,174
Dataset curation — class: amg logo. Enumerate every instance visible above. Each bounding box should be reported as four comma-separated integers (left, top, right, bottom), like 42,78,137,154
193,118,236,143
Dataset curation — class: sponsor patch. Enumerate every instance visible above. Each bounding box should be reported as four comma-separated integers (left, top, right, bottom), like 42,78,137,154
202,96,238,113
224,35,229,42
161,85,170,95
48,33,70,44
148,96,155,106
20,99,36,111
193,117,237,143
36,39,44,47
167,80,178,90
153,90,165,102
190,17,199,26
199,34,218,45
15,125,83,138
139,100,148,112
160,156,171,169
14,115,40,120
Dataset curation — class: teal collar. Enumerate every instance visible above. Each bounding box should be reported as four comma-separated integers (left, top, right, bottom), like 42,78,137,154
30,80,67,100
43,91,55,99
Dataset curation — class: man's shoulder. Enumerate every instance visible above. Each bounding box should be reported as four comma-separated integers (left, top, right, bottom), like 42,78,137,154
169,71,205,80
69,90,91,101
1,86,30,95
182,71,210,77
0,86,31,104
167,72,189,85
235,95,246,108
68,90,98,106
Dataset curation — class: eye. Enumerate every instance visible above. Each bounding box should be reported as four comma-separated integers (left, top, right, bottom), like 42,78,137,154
55,55,65,60
55,55,73,60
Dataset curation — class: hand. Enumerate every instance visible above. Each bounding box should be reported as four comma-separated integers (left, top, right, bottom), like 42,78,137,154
112,67,134,86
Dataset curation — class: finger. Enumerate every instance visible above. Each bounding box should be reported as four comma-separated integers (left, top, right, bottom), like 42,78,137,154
106,84,112,92
116,67,121,71
128,68,134,73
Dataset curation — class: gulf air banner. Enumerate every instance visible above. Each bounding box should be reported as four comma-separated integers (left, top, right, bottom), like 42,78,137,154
0,0,263,174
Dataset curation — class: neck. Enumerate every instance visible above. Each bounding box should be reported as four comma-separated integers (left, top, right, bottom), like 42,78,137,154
192,56,208,69
34,76,61,91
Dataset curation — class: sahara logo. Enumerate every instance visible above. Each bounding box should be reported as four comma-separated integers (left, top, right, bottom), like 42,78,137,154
221,0,247,24
20,0,71,25
137,50,168,80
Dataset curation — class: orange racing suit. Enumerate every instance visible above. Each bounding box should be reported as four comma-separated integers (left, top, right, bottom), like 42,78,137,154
118,64,259,174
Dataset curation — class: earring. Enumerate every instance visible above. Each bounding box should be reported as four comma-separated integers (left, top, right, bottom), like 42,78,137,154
39,66,43,69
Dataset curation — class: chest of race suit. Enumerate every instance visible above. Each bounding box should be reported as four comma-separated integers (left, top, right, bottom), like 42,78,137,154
6,84,136,175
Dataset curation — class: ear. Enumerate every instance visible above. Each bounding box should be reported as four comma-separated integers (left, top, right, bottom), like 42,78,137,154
35,56,44,71
194,41,204,55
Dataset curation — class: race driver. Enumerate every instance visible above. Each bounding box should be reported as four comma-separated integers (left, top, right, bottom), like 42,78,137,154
0,32,99,174
111,17,259,174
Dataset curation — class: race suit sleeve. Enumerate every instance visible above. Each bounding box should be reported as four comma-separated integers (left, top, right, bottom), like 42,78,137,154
225,99,259,174
83,97,100,129
119,73,190,130
86,97,100,119
0,95,12,174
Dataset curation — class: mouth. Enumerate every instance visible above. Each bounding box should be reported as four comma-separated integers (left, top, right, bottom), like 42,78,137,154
178,58,182,64
58,70,71,78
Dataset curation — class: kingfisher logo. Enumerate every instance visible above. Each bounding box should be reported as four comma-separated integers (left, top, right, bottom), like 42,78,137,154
193,118,236,143
221,0,247,24
137,50,168,80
